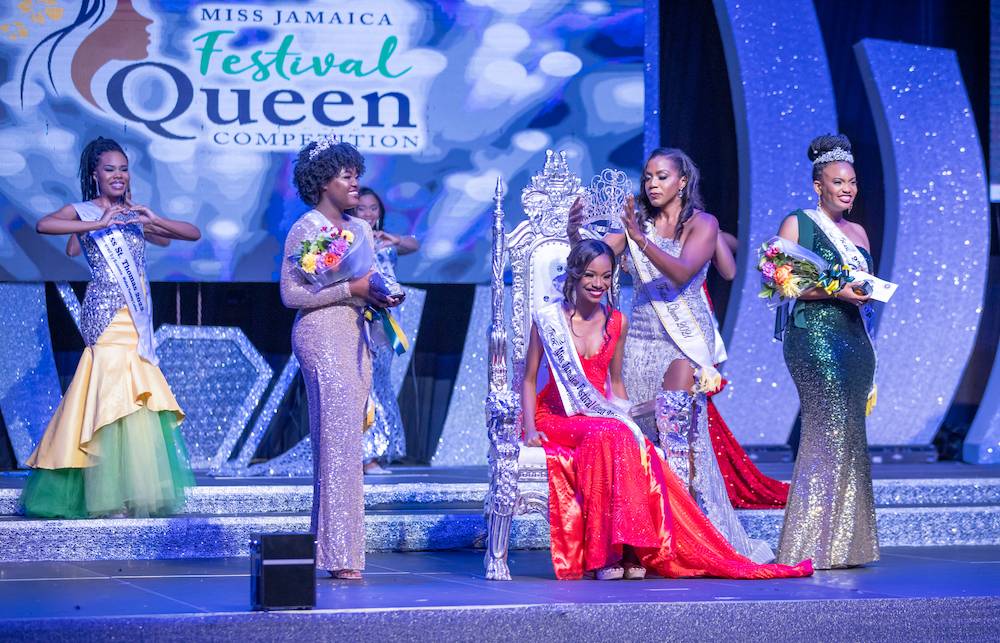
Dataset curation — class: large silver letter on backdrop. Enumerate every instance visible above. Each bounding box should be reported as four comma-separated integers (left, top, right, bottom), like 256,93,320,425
710,0,839,444
855,39,990,446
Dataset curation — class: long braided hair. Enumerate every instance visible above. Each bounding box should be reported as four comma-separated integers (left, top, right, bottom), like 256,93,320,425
636,147,704,239
79,136,127,201
561,239,618,337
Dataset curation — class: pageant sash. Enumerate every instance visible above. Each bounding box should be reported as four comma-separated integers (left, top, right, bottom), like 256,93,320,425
74,202,157,365
805,209,897,303
700,287,728,365
625,232,722,393
804,208,886,413
534,303,647,466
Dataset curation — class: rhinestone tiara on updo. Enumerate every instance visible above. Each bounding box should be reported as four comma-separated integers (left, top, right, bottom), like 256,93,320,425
308,134,338,160
812,147,854,165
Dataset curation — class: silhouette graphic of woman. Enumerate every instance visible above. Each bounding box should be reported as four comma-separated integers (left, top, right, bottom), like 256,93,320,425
20,0,152,108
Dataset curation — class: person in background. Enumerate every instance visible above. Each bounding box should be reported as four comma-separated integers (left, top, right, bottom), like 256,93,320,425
353,187,419,475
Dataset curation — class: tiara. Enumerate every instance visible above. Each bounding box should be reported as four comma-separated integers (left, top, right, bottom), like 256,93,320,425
308,134,339,160
812,147,854,165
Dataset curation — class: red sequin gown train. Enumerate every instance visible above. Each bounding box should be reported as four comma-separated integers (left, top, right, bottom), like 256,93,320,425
535,310,811,580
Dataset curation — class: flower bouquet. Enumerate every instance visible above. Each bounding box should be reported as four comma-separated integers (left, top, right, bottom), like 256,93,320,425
291,223,374,292
757,237,853,304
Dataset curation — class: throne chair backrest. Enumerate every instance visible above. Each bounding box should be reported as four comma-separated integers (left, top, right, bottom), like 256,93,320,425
506,150,587,401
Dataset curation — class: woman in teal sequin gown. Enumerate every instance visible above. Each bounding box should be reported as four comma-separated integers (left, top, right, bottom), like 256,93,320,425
775,135,879,569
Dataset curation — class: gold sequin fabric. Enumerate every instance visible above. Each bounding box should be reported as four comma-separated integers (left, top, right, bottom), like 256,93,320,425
777,228,879,569
280,212,374,572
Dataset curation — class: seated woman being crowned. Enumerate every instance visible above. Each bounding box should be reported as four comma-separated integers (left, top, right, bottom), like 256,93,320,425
521,239,812,581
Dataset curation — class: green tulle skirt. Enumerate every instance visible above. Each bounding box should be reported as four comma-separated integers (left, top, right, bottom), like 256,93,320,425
21,408,194,519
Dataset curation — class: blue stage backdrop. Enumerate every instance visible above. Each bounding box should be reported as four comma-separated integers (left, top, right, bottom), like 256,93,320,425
0,0,643,282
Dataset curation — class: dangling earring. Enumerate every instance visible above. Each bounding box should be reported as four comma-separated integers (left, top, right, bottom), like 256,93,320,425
678,187,684,200
93,176,100,196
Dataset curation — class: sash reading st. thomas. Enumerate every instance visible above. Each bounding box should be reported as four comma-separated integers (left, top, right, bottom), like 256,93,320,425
74,201,157,365
624,228,723,393
804,208,882,413
534,303,648,467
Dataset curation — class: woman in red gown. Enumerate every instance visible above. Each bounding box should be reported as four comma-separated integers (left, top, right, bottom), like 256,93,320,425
522,239,811,581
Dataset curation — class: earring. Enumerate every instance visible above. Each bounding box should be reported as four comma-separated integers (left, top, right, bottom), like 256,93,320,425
678,187,684,199
93,176,100,196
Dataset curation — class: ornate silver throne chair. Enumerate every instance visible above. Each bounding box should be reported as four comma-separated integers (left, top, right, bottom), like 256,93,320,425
483,151,587,580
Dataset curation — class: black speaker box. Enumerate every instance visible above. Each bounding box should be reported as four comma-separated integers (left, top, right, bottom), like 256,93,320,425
250,533,316,611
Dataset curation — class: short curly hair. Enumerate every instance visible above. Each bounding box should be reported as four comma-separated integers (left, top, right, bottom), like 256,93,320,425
293,140,366,207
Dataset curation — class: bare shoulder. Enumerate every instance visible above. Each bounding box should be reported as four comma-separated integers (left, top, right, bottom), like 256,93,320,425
693,210,719,230
778,212,799,240
846,218,869,237
52,203,81,219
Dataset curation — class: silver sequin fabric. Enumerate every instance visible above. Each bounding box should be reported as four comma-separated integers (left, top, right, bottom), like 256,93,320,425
76,209,145,347
281,212,374,572
623,234,772,562
363,247,406,464
623,235,714,413
777,227,879,569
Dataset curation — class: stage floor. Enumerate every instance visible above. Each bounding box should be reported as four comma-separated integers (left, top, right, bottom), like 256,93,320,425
1,546,998,641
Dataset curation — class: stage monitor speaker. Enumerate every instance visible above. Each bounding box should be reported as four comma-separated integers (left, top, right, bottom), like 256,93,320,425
250,533,316,611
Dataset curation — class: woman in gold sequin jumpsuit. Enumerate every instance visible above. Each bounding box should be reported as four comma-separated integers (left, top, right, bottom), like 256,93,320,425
775,135,879,569
280,141,400,580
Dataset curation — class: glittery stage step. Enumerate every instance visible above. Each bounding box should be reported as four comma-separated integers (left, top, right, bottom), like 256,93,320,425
0,503,998,562
0,476,997,517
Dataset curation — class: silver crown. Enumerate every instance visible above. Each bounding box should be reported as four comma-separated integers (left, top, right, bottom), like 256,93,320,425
308,134,339,160
812,147,854,165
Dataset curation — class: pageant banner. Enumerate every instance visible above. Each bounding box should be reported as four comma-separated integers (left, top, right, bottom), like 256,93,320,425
0,0,643,282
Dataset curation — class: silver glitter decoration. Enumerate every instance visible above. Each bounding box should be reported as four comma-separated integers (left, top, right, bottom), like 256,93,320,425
54,281,82,331
2,476,992,517
247,436,313,477
711,0,839,444
643,0,660,158
0,503,996,561
855,39,991,446
0,478,1000,520
153,325,272,472
967,359,1000,463
0,283,63,466
227,355,301,474
433,285,504,467
389,287,426,394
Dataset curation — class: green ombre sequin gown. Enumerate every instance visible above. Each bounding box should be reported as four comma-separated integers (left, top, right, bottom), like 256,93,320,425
776,212,879,569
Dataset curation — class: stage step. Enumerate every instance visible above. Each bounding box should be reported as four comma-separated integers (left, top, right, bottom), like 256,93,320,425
0,477,997,516
0,503,997,562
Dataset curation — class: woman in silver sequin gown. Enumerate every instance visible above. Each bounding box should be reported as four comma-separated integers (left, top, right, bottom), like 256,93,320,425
354,188,420,474
21,137,200,519
570,148,774,564
281,142,400,579
775,135,878,569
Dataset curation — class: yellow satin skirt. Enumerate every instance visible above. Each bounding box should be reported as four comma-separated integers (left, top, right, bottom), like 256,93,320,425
27,308,184,470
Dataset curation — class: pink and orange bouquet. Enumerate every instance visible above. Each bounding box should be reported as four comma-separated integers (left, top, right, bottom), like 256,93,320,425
292,224,367,290
758,242,818,300
757,238,852,303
